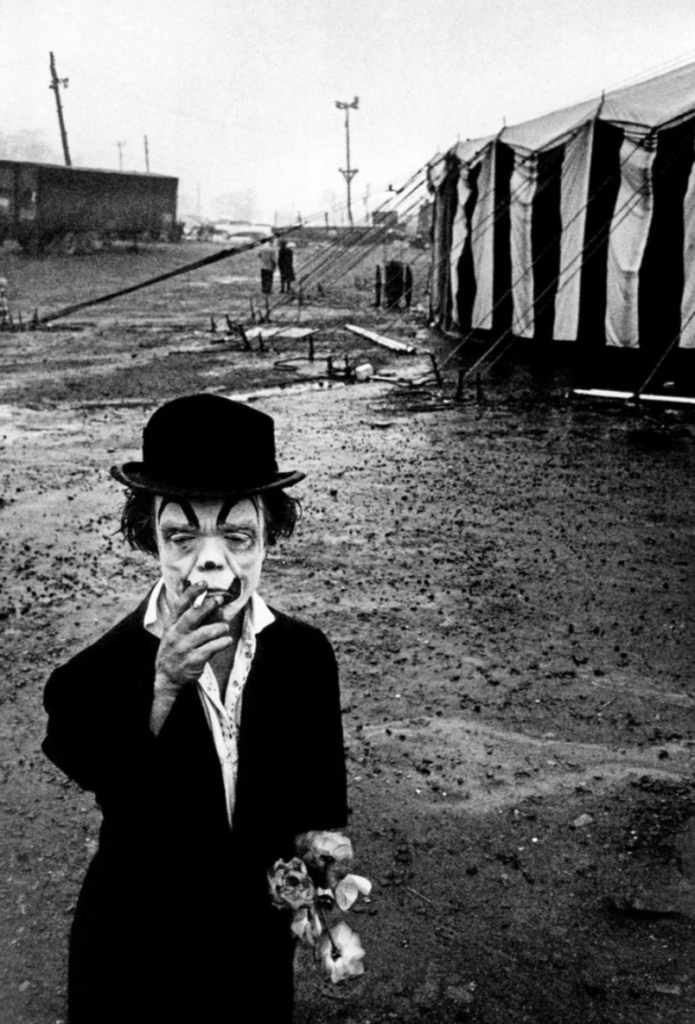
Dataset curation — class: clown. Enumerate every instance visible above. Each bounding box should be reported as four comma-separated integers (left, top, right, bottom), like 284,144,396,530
43,394,348,1024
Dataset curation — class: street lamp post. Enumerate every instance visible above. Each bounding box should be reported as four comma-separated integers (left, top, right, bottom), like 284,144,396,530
335,97,359,226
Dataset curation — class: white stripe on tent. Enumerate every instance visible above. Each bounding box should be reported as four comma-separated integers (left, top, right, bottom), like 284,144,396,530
510,150,538,338
470,142,497,331
680,135,695,349
450,167,472,328
605,132,657,348
555,123,594,341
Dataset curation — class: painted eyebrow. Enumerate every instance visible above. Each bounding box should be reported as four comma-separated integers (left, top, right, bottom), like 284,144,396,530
216,498,261,528
157,498,200,528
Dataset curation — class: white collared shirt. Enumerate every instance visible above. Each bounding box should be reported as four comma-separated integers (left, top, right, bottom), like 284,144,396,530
144,579,275,826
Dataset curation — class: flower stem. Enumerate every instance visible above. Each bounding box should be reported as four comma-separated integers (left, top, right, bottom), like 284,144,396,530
318,904,340,959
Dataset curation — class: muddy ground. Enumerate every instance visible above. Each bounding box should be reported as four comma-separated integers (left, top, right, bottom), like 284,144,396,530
1,240,694,1024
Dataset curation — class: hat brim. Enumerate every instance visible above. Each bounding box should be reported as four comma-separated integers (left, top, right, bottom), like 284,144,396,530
111,464,305,499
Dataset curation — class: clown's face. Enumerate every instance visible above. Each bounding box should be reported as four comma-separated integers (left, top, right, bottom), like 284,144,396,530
154,496,266,623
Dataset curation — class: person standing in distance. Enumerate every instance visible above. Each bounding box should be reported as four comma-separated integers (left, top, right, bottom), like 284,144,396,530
278,239,296,294
258,238,277,294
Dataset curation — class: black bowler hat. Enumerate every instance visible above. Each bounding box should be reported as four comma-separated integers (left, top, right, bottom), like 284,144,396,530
111,394,305,498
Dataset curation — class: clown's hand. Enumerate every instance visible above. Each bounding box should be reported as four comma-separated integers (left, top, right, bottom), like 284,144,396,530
150,583,232,734
155,582,232,690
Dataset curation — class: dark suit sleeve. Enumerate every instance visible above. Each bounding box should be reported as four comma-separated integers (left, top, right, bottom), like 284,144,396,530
290,628,348,835
42,611,159,807
43,662,107,794
234,616,348,854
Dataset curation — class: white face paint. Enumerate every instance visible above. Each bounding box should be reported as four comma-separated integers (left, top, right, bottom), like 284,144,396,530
154,496,266,624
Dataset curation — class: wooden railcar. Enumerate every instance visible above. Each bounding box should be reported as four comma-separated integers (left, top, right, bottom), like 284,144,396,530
0,159,178,254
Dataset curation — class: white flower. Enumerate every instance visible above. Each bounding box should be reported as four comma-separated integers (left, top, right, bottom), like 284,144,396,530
298,831,354,886
306,831,354,863
268,858,316,911
334,873,373,912
318,920,366,984
291,907,323,946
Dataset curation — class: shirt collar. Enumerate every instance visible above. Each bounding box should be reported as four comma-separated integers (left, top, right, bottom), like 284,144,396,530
143,579,274,638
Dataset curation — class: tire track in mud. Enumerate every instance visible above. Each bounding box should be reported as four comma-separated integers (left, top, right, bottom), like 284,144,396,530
359,715,694,813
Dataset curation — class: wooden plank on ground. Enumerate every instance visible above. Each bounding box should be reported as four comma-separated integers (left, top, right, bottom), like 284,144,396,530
345,324,416,353
273,327,317,340
245,326,316,341
245,326,283,340
574,389,695,405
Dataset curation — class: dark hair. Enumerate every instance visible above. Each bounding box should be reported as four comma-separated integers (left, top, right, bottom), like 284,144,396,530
118,487,301,556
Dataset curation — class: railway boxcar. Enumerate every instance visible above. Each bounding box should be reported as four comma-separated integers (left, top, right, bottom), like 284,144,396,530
0,159,178,254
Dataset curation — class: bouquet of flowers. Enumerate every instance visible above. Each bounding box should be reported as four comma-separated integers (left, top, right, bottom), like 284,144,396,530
268,830,372,983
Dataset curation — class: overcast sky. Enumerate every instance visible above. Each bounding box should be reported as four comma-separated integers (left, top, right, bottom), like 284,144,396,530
2,0,694,223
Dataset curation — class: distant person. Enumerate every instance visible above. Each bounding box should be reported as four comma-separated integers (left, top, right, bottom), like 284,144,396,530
0,278,9,328
258,240,277,294
278,240,296,294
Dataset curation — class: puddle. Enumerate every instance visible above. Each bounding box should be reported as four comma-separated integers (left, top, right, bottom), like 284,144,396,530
0,405,84,446
211,276,255,284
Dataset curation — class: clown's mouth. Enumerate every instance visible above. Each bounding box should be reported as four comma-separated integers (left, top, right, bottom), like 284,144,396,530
187,577,242,606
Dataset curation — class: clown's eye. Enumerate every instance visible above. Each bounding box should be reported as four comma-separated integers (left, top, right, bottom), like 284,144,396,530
165,531,196,546
223,531,255,548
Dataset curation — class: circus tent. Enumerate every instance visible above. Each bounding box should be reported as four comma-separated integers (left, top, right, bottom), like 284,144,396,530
428,61,695,391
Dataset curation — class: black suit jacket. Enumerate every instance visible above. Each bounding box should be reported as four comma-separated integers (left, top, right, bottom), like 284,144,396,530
43,597,348,1024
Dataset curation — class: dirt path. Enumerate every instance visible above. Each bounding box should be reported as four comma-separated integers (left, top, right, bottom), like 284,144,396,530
0,244,694,1023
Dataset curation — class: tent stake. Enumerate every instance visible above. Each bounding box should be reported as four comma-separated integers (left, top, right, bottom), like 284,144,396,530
455,366,465,401
429,354,443,387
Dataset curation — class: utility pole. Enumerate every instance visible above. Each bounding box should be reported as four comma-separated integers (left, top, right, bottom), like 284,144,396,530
49,52,72,166
144,135,150,172
335,96,359,226
116,141,126,171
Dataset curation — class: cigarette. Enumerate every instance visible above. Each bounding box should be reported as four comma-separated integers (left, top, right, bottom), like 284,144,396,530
189,578,241,608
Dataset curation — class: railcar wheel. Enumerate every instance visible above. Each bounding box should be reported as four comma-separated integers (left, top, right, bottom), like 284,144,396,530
59,232,78,256
83,231,104,253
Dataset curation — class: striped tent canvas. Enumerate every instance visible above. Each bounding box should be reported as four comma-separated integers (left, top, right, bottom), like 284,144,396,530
428,61,695,386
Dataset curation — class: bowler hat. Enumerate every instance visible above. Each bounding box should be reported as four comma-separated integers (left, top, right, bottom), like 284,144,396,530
111,394,305,498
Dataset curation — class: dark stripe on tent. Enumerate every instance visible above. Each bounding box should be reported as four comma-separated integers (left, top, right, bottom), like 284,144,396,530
455,164,480,332
639,120,694,357
532,144,564,340
577,121,623,352
432,158,459,327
